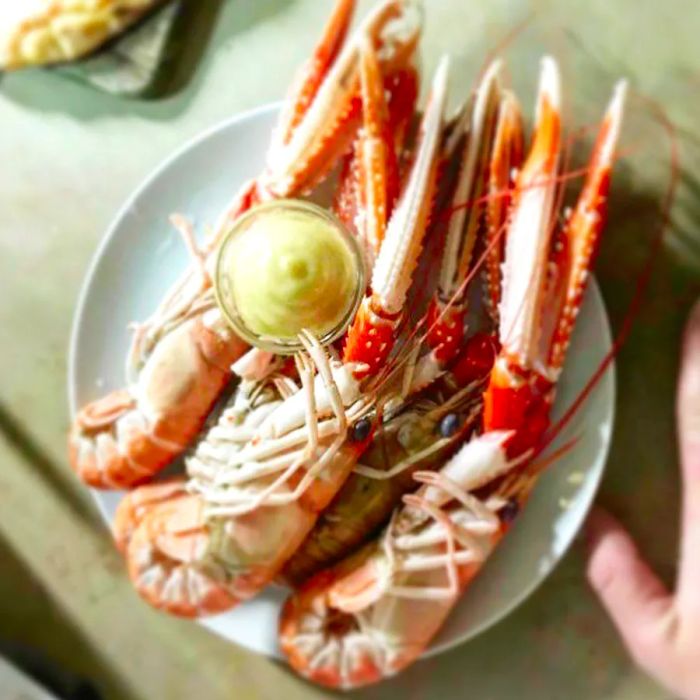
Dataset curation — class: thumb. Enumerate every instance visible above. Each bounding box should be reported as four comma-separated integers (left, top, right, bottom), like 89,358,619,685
585,506,672,667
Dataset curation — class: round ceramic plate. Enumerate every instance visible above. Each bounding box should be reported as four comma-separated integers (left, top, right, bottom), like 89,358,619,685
68,104,615,660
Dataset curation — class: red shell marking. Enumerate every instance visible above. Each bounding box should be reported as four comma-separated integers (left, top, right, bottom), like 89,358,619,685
385,67,419,158
450,331,498,386
342,296,399,377
483,360,554,457
426,298,465,365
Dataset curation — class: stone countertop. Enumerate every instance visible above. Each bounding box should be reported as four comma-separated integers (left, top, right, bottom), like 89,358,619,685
1,1,699,698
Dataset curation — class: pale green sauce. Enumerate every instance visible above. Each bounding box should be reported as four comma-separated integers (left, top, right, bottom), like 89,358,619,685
224,207,359,341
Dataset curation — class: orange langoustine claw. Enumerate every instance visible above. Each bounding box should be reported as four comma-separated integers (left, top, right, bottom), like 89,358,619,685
68,0,419,490
484,89,525,324
411,59,503,392
340,59,447,378
279,57,628,689
333,33,418,265
483,59,627,457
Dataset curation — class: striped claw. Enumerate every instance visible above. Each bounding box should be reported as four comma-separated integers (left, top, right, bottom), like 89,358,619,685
415,61,502,390
484,60,627,456
343,57,450,376
274,0,357,148
498,55,562,369
262,0,421,198
547,80,627,372
485,89,524,324
334,38,404,266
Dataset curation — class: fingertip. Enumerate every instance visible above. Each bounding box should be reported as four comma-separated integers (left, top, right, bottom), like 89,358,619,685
583,506,671,667
584,505,622,554
584,506,638,593
680,298,700,382
677,297,700,473
584,504,618,541
686,298,700,336
677,298,700,608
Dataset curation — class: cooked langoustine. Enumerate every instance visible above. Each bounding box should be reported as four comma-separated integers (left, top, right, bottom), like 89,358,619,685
68,0,421,490
117,56,450,617
282,61,511,584
280,432,519,688
279,57,627,689
280,346,489,587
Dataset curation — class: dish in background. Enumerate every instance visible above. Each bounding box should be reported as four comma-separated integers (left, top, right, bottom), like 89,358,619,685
0,1,171,71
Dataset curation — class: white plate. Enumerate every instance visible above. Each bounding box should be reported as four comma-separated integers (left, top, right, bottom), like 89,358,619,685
68,104,615,661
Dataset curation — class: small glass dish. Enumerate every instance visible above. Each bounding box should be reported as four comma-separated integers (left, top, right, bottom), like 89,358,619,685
214,199,366,354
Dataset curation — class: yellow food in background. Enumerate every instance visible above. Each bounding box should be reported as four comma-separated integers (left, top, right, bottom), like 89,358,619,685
0,0,166,70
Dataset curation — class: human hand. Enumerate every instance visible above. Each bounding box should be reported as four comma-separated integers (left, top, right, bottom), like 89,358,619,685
585,301,700,700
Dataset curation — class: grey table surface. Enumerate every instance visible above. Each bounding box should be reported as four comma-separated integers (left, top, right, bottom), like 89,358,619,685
1,1,699,698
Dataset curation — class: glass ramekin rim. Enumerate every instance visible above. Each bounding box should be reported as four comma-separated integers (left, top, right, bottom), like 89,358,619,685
214,198,366,354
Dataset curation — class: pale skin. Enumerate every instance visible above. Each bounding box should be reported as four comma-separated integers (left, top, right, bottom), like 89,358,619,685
586,301,700,700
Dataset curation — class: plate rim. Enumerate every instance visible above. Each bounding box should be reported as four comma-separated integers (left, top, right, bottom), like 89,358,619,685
67,101,616,661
